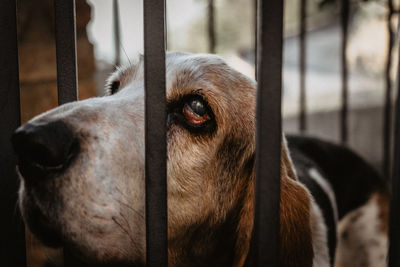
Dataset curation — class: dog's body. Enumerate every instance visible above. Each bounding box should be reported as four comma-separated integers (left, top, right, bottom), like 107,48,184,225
287,136,389,267
12,52,388,266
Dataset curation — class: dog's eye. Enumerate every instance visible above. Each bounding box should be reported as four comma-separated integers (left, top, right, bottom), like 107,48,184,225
168,94,216,134
109,81,120,95
183,99,211,126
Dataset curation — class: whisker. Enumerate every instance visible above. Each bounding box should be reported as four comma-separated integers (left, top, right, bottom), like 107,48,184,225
120,42,132,66
112,216,139,251
114,198,144,220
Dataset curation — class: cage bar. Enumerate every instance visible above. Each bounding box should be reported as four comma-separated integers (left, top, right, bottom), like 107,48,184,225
383,0,395,179
143,0,168,266
299,0,307,133
340,0,349,144
208,0,216,54
253,0,284,266
54,0,78,105
0,0,27,266
113,0,121,67
388,8,400,265
54,0,79,265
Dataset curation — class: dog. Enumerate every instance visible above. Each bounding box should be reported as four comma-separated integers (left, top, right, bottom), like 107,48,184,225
12,52,389,266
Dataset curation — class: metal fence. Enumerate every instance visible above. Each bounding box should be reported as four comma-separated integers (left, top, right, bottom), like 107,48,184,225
0,0,400,266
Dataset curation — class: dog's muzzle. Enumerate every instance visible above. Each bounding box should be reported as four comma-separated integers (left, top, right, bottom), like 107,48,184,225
11,120,79,183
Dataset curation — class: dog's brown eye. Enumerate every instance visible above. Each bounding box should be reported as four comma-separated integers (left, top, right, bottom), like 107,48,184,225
183,99,211,125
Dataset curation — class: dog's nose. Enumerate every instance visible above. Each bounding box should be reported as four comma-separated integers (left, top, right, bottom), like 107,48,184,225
11,121,79,181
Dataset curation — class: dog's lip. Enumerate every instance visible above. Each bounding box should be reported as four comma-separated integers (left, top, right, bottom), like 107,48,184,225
23,202,64,248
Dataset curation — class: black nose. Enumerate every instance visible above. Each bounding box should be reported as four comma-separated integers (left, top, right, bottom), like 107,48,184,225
11,120,79,182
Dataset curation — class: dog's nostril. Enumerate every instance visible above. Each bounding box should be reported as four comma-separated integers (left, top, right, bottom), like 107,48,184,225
11,121,79,179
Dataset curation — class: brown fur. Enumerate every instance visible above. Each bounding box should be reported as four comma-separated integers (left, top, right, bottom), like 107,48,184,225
237,147,314,267
18,53,316,266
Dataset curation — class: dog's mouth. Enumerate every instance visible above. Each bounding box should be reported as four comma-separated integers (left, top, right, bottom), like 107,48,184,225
22,196,64,248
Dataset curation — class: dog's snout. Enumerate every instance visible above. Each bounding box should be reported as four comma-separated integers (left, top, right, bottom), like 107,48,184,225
11,121,79,181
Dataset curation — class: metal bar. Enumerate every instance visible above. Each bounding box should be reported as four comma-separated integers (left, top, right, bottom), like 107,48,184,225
113,0,121,67
299,0,307,133
388,15,400,266
254,0,258,80
54,0,78,105
208,0,216,54
340,0,349,144
0,0,27,266
54,0,79,265
253,0,283,266
383,0,395,179
143,0,168,266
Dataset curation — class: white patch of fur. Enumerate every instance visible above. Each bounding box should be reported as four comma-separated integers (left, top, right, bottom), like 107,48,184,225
310,196,331,267
334,195,387,267
309,168,339,223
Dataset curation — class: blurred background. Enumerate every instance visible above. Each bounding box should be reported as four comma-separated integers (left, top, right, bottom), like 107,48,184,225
16,0,399,265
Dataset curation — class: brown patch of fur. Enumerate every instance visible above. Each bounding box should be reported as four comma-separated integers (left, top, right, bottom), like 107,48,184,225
375,190,390,234
280,177,314,267
236,145,314,267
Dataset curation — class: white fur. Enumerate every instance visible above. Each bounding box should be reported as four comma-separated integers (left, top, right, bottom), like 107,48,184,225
310,196,331,267
309,168,339,223
334,195,387,267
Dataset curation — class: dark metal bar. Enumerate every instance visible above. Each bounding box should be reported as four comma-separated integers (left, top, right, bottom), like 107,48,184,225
143,0,168,266
253,0,283,266
299,0,307,133
208,0,216,54
383,0,395,179
340,0,349,144
113,0,121,66
388,15,400,266
254,0,258,80
0,0,27,266
54,0,78,105
54,0,79,265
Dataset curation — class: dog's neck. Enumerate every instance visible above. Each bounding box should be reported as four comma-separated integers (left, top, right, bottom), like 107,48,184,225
168,204,241,267
167,139,314,267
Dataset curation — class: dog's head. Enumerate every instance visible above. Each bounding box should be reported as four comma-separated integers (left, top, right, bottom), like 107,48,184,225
13,52,261,265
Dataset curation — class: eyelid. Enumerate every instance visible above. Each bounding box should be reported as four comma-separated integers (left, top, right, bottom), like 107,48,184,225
183,103,211,125
167,93,217,134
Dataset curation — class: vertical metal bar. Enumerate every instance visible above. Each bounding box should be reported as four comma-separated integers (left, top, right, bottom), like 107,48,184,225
253,0,283,266
0,0,27,266
143,0,168,266
254,0,258,80
388,17,400,267
54,0,78,105
54,0,79,265
383,0,395,179
299,0,307,133
208,0,216,54
340,0,349,144
113,0,121,67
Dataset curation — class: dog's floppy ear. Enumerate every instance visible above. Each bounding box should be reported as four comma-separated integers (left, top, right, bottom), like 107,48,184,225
280,139,314,267
280,178,314,267
236,138,314,267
